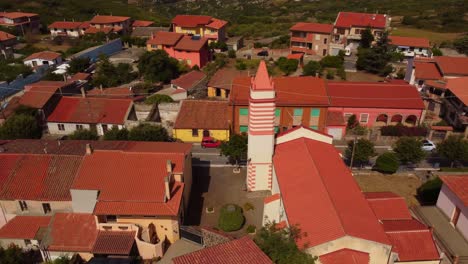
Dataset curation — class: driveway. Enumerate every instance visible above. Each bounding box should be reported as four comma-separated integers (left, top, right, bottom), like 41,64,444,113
344,53,357,72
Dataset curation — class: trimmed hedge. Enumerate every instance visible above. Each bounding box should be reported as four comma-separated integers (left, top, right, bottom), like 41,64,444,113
374,152,400,174
417,177,443,205
380,125,428,137
218,204,245,232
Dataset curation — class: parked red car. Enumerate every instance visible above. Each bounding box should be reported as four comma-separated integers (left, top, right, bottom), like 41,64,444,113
201,137,221,148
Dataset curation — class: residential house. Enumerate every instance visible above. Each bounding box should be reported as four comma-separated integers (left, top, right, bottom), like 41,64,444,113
48,21,83,38
131,26,169,39
23,51,63,68
173,100,230,142
86,86,135,99
289,22,333,57
0,12,40,34
132,20,154,29
207,68,248,99
0,31,16,59
389,36,431,57
88,15,132,35
440,77,468,134
327,81,425,133
0,216,51,249
172,236,272,264
46,96,136,136
331,12,390,55
147,31,210,68
226,36,243,51
170,70,206,100
230,74,330,135
171,15,228,43
410,56,468,90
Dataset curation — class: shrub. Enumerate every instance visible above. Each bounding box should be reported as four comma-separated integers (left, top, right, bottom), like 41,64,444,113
380,125,428,137
320,55,343,68
350,125,367,136
302,61,321,76
228,50,236,58
417,177,443,205
68,129,99,140
246,225,256,234
235,61,247,70
128,124,169,142
218,204,245,232
326,69,335,79
103,127,129,140
337,66,346,80
145,94,174,105
374,152,400,174
393,137,426,164
243,202,255,211
432,47,443,56
276,57,298,75
347,114,358,129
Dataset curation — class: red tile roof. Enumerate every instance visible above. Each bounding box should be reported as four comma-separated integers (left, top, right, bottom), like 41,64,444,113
86,87,133,98
320,249,370,264
92,231,135,255
45,213,98,252
20,81,68,109
335,12,387,28
435,56,468,76
414,62,442,80
327,82,425,109
231,76,329,106
389,36,430,48
173,236,273,264
0,154,82,201
24,51,61,62
273,138,390,248
0,12,38,19
174,35,209,51
206,18,228,30
387,230,439,261
90,15,130,24
48,21,83,29
381,219,428,232
79,21,91,29
172,15,213,27
47,97,132,125
364,192,412,220
147,31,184,46
290,22,334,34
69,72,91,82
132,20,154,27
445,77,468,106
171,70,206,90
174,100,230,130
440,175,468,206
287,53,304,60
0,216,51,239
84,26,113,34
0,31,15,42
208,68,249,89
264,193,280,204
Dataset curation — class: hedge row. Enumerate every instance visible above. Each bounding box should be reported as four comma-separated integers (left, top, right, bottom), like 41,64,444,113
381,125,428,137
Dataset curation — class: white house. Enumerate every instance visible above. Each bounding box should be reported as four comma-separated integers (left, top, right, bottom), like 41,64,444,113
48,21,83,38
437,175,468,240
389,36,430,57
23,51,63,67
46,96,135,136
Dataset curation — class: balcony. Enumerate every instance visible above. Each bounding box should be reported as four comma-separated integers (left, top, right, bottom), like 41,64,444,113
290,46,315,55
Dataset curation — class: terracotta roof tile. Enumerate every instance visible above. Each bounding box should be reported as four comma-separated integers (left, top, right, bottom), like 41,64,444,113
132,20,154,27
0,31,15,42
320,249,370,264
24,51,61,62
147,31,184,46
440,175,468,206
381,219,428,232
173,236,273,264
171,71,206,90
174,100,230,130
90,15,130,24
335,12,387,28
389,36,430,48
435,56,468,76
84,26,113,34
87,87,133,98
0,12,38,19
290,22,334,34
46,97,132,124
264,193,280,204
207,68,248,89
69,72,91,82
172,15,213,27
0,216,51,239
92,231,135,255
48,21,83,29
446,77,468,106
414,62,442,80
364,192,412,220
206,18,228,30
174,35,209,51
327,82,425,109
19,83,64,109
387,230,439,261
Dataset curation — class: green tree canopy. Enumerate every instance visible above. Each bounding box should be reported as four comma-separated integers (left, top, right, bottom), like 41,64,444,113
360,28,374,48
67,57,90,75
0,62,33,82
103,126,129,141
393,137,426,164
437,135,468,167
128,124,169,142
68,129,99,140
220,134,248,165
374,152,400,174
0,114,41,139
145,94,174,105
138,50,180,83
0,244,38,264
255,222,316,264
92,56,137,88
356,31,393,75
345,138,376,166
302,61,321,76
453,35,468,55
42,70,63,81
276,57,299,75
319,55,343,68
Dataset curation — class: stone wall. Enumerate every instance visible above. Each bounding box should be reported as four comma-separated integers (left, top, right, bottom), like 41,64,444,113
201,227,232,248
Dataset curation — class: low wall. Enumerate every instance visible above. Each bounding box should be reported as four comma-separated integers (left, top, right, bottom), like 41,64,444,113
0,65,48,99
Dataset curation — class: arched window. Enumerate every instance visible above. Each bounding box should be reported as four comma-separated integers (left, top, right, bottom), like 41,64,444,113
405,115,417,125
391,114,403,123
376,114,388,123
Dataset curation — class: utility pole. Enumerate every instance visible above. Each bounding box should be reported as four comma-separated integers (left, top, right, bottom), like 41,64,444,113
349,137,357,169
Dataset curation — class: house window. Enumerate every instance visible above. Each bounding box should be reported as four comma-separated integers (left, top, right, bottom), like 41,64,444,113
76,124,83,130
337,28,345,34
360,113,369,124
239,108,248,116
240,126,248,133
42,203,51,214
315,35,320,40
192,129,199,137
355,29,362,35
323,38,327,44
311,109,320,117
323,49,327,56
24,239,31,246
19,201,28,211
418,80,424,86
344,113,353,121
57,124,65,131
102,124,108,133
274,126,279,133
275,109,281,117
293,108,303,116
310,126,318,130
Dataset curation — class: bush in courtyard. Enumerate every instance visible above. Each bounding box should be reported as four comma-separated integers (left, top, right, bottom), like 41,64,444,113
326,69,335,80
68,129,98,140
145,94,174,105
218,204,245,232
417,177,443,205
228,50,236,58
374,152,400,174
320,55,343,68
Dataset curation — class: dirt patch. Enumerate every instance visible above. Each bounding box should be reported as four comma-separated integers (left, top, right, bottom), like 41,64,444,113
391,27,462,45
346,71,385,82
354,171,422,206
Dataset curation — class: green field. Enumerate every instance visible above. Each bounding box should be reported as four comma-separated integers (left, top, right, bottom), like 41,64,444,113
392,27,463,45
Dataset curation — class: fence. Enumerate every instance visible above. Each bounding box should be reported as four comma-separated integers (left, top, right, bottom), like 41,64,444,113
69,38,123,62
0,65,48,99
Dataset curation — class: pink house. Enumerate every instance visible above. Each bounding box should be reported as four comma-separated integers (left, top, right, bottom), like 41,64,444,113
327,82,425,129
147,31,210,68
437,176,468,240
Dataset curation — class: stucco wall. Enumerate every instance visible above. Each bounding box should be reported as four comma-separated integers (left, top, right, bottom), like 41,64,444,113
436,184,468,240
116,216,180,243
0,238,39,249
47,251,93,261
328,107,423,127
47,122,125,136
71,189,99,213
173,129,229,142
24,57,62,67
0,200,72,218
263,198,281,226
276,127,333,145
50,29,80,38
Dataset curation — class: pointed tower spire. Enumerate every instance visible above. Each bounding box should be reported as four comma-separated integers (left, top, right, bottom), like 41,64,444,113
252,60,273,91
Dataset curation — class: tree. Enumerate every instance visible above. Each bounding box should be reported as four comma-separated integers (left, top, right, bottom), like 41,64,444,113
92,56,137,88
326,69,335,79
68,129,99,140
220,134,247,165
103,126,129,140
453,35,468,55
347,114,358,129
302,61,321,76
128,124,169,141
228,50,236,58
393,137,426,164
0,114,41,139
360,28,374,48
417,177,443,205
437,135,468,167
356,31,392,75
138,50,180,83
374,152,400,174
276,57,298,75
319,55,343,68
255,222,316,264
345,138,376,166
42,70,63,81
218,204,245,232
144,94,174,105
0,244,38,264
67,57,90,75
431,47,443,56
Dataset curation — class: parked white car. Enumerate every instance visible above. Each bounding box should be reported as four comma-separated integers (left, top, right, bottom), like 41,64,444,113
422,139,436,152
345,47,352,56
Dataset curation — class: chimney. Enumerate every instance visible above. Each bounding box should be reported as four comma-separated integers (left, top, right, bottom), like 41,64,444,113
85,143,93,155
80,87,86,98
164,174,171,201
166,160,172,174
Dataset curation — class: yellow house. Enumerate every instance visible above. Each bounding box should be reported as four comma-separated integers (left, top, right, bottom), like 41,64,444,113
207,68,249,99
172,15,227,43
173,100,231,142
